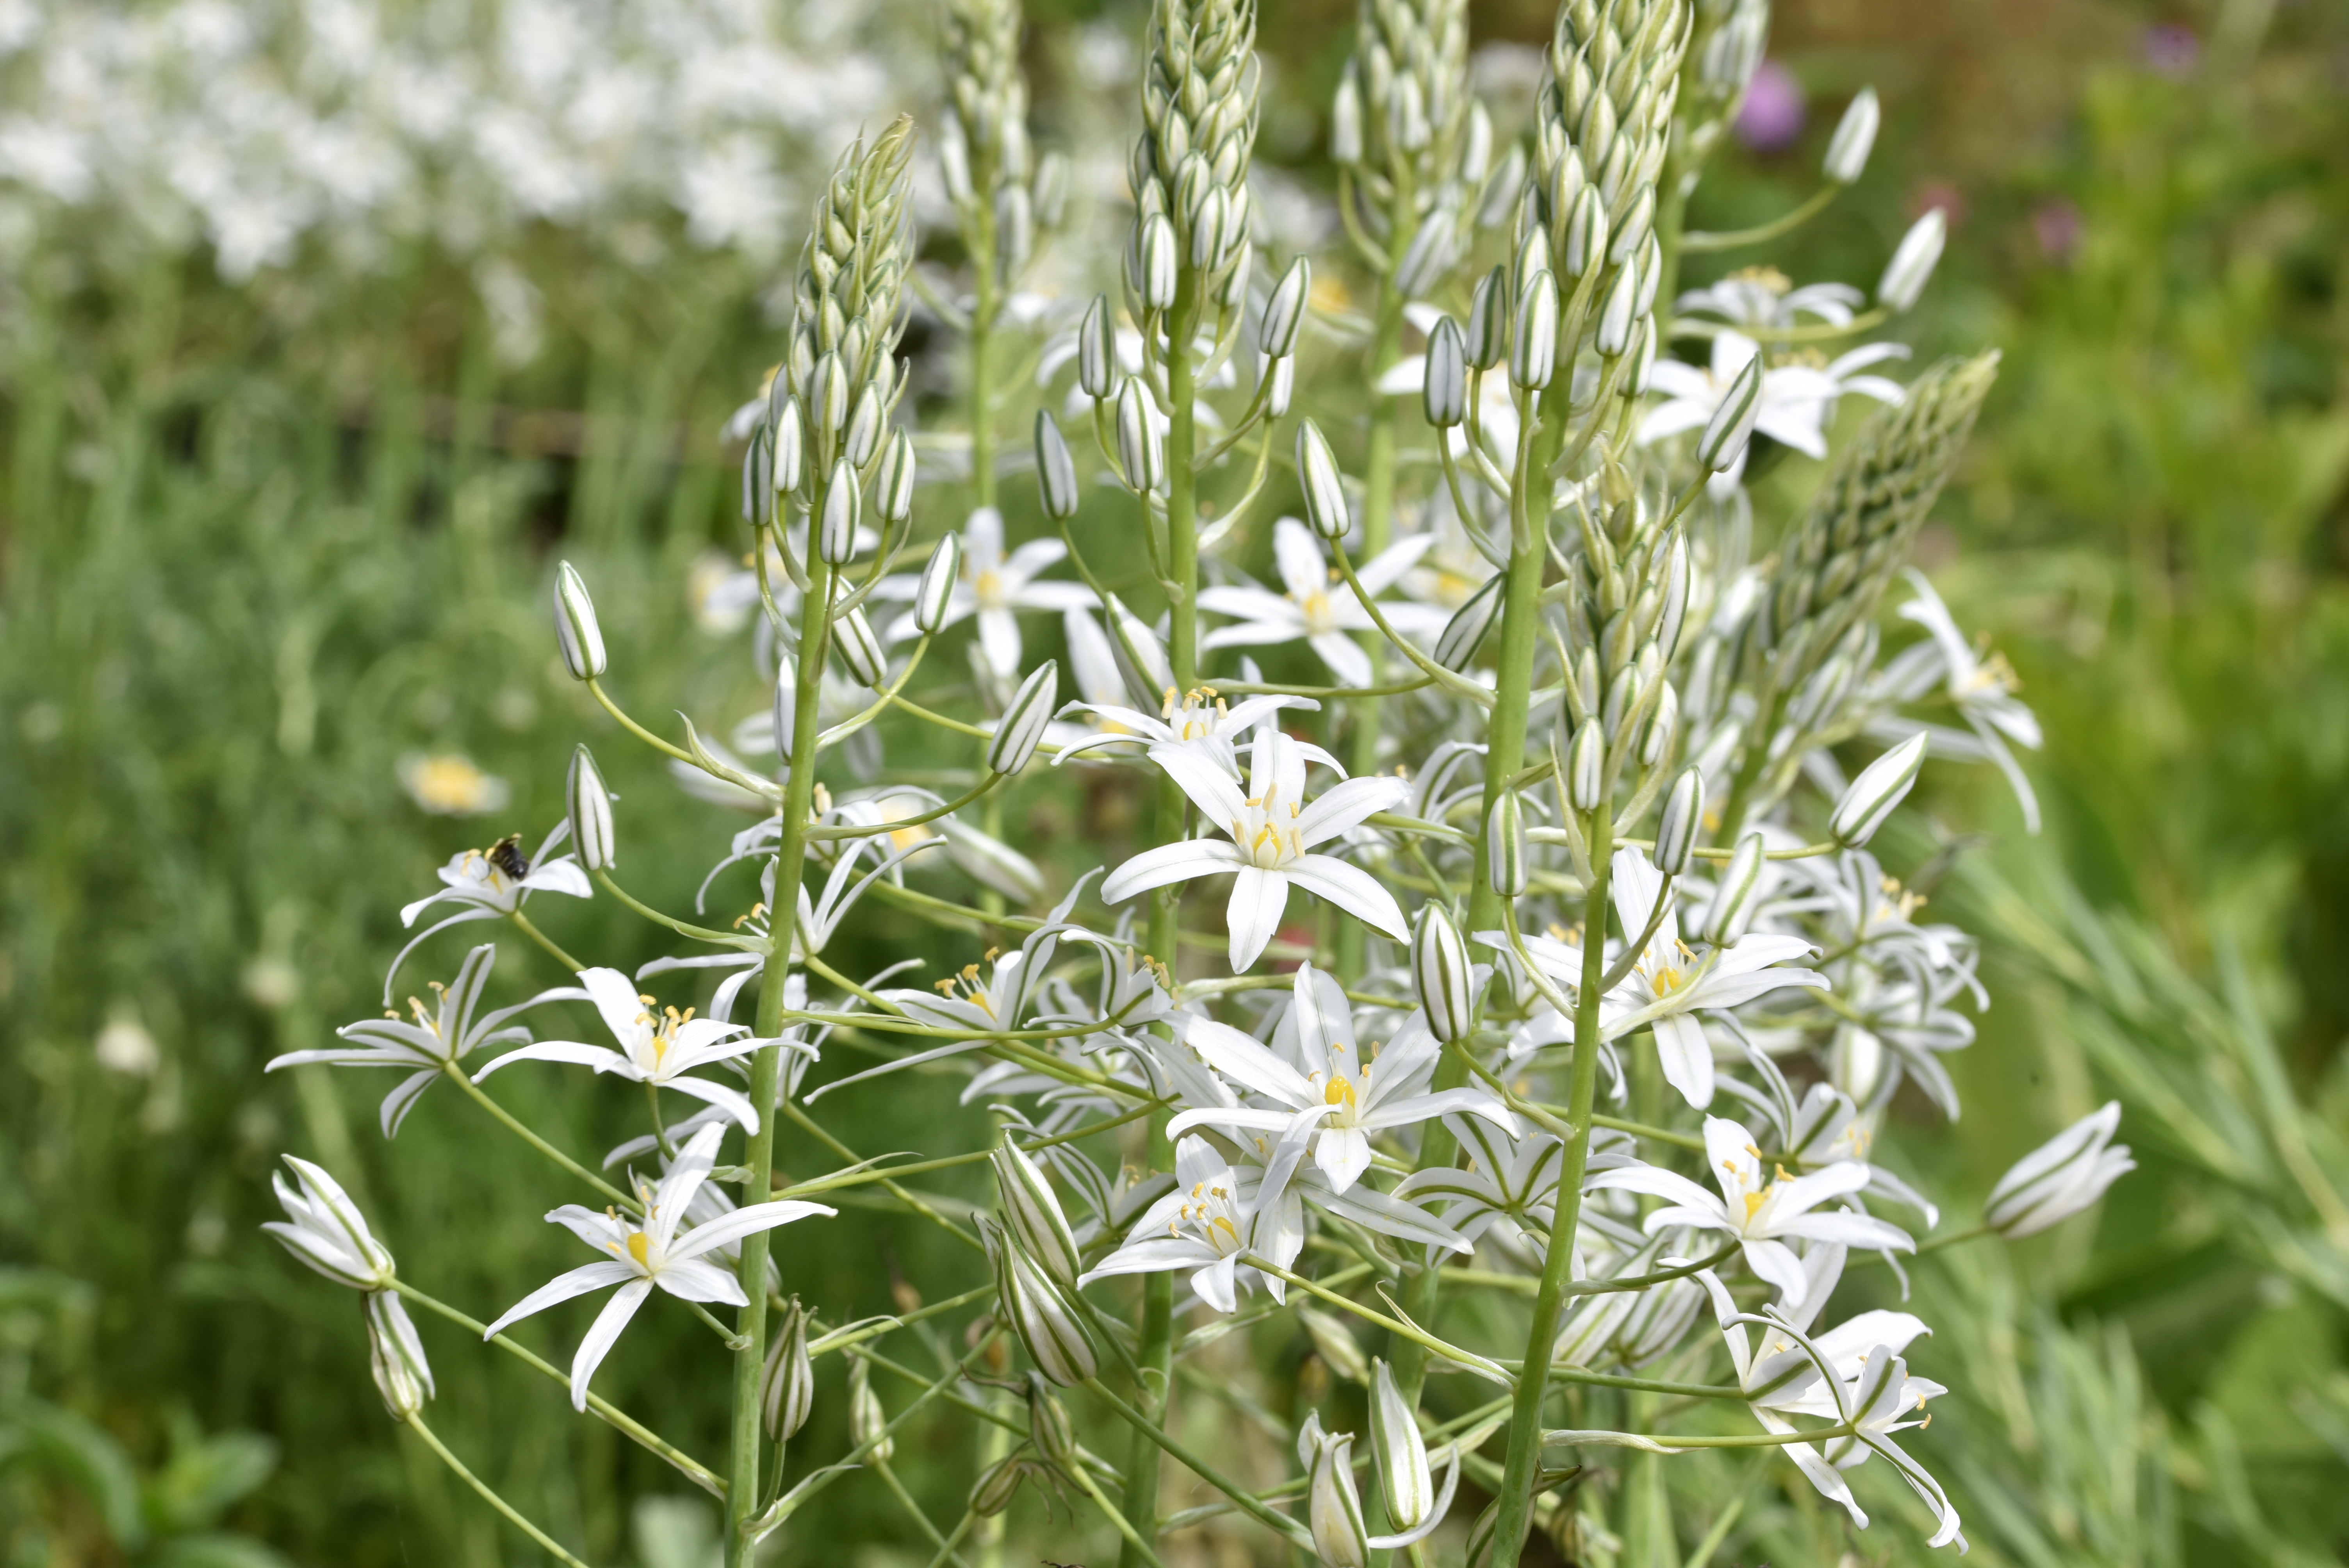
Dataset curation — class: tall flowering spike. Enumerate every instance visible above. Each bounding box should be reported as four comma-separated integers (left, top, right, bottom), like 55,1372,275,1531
942,0,1047,289
783,117,918,488
1672,0,1768,185
1130,0,1261,315
1336,0,1479,271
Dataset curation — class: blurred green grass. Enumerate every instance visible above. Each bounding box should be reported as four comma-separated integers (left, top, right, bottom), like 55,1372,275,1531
2,0,2346,1564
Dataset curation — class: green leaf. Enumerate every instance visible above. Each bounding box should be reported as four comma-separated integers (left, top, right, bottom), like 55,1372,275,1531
2,1401,146,1548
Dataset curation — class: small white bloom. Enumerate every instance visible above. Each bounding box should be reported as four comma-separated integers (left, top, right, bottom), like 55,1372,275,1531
876,507,1095,675
1638,330,1906,495
264,1155,396,1290
1985,1101,2132,1237
389,822,590,1000
1198,520,1449,689
474,966,772,1132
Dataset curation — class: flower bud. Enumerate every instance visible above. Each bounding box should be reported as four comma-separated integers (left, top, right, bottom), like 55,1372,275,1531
1823,87,1880,185
1513,227,1551,297
771,654,798,752
761,1298,814,1440
1433,572,1504,671
1628,315,1658,394
1140,212,1179,308
1394,219,1456,297
1878,209,1946,313
552,562,607,681
812,351,850,436
1695,353,1764,474
1657,534,1690,658
1476,142,1526,230
1034,151,1069,228
1369,1359,1434,1532
1568,718,1606,810
1411,903,1475,1044
1296,419,1352,541
745,439,775,524
1262,255,1310,359
983,1219,1098,1387
998,182,1035,276
1561,185,1607,278
1266,353,1296,417
264,1155,396,1290
567,745,615,871
1486,791,1527,898
1830,731,1928,846
1297,1306,1371,1386
1700,832,1767,947
1595,258,1641,356
1188,185,1226,269
848,1356,892,1462
1026,1373,1080,1469
819,459,861,565
834,607,889,687
1510,270,1558,391
1331,73,1364,164
987,660,1059,775
772,395,805,495
1390,72,1430,153
1465,266,1509,371
1640,679,1677,767
1655,767,1702,877
969,1454,1031,1516
1422,317,1467,428
1115,377,1163,493
875,428,916,525
1985,1101,2134,1237
913,532,961,635
365,1290,433,1420
991,1134,1082,1289
1077,294,1114,399
842,384,882,469
1034,409,1080,520
1308,1429,1372,1568
1610,187,1655,265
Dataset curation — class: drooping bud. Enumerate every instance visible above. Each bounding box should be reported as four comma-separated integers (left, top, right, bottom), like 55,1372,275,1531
982,1219,1098,1387
264,1156,396,1290
761,1297,814,1440
848,1356,892,1461
1034,410,1080,520
1568,718,1606,810
1308,1429,1372,1568
1695,352,1764,473
1823,87,1880,185
552,562,607,681
875,429,917,525
1510,269,1559,390
987,661,1059,775
1700,832,1767,947
1077,294,1114,399
1878,209,1947,312
1115,377,1163,493
1369,1359,1435,1532
1655,767,1702,877
1423,317,1467,428
1465,266,1508,370
1297,1305,1371,1385
970,1454,1030,1516
1984,1102,2134,1237
1433,572,1504,670
1262,255,1310,358
1296,419,1352,541
834,607,889,688
365,1291,434,1420
914,532,961,634
567,745,615,871
1026,1372,1080,1469
819,459,861,565
1411,903,1475,1044
1486,791,1527,898
1830,731,1928,846
990,1133,1082,1289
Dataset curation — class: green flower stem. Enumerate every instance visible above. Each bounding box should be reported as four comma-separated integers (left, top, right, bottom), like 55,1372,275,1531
1672,308,1889,346
592,869,752,948
1088,1378,1313,1549
406,1411,596,1568
1068,1445,1173,1568
1488,809,1613,1568
585,676,700,768
1679,184,1840,253
781,1101,983,1251
1246,1257,1510,1383
877,1458,973,1568
927,1505,984,1568
390,1279,724,1495
806,774,1004,842
805,1283,997,1355
445,1065,636,1213
758,1331,1003,1538
507,908,584,972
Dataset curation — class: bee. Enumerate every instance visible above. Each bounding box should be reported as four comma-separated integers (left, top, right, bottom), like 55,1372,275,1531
487,834,531,880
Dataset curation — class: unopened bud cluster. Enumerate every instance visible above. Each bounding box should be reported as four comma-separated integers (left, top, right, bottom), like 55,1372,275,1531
1333,0,1505,290
1127,0,1261,319
941,0,1068,291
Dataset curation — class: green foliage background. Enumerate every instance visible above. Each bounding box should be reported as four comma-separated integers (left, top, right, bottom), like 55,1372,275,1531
2,0,2345,1563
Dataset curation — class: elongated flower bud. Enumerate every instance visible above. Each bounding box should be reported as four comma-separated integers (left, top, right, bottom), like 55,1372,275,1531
1610,187,1656,264
1831,731,1928,846
761,1298,814,1440
1297,419,1352,541
812,351,851,437
743,432,772,526
1655,766,1702,877
834,608,889,688
1423,317,1467,428
983,1219,1098,1387
1369,1359,1434,1532
1026,1373,1080,1468
1561,185,1606,278
1600,666,1639,743
1140,212,1178,308
1078,294,1114,399
1465,266,1508,370
1308,1430,1372,1568
1297,1305,1370,1385
1034,410,1080,520
987,661,1059,775
1595,258,1641,356
1262,255,1310,358
842,385,882,469
772,396,805,495
1568,718,1606,810
1107,593,1175,706
1487,791,1527,898
820,459,861,565
1985,1102,2134,1237
991,1134,1082,1289
1823,87,1880,184
1696,353,1764,473
848,1356,892,1461
264,1156,396,1290
365,1290,433,1420
1331,72,1364,163
1476,143,1525,229
772,654,798,752
1657,533,1690,658
914,533,961,634
1412,903,1475,1044
1878,209,1947,312
1640,678,1677,766
567,745,615,871
1433,572,1504,670
1510,269,1558,390
1700,832,1767,946
969,1455,1030,1516
875,429,916,525
1188,185,1227,269
552,562,606,681
1115,377,1163,492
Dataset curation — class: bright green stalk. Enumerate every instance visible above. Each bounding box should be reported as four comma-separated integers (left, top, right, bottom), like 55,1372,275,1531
968,210,999,511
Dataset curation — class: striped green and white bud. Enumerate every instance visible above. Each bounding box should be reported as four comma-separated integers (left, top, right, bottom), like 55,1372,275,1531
1560,184,1606,278
1433,571,1504,669
969,1455,1030,1516
842,384,882,469
983,1219,1098,1387
1600,665,1640,743
1878,209,1946,312
1830,731,1927,846
1116,377,1163,492
1823,87,1880,184
1695,351,1764,472
987,661,1059,775
1262,255,1310,358
771,654,798,752
772,396,805,495
1078,294,1114,399
1132,0,1262,305
552,562,606,681
1700,831,1767,946
1034,410,1080,520
761,1297,814,1440
1487,790,1527,898
1640,677,1677,766
991,1134,1083,1289
869,431,913,528
848,1356,892,1461
1026,1373,1080,1469
1568,718,1606,809
1369,1358,1435,1531
914,533,961,635
365,1291,433,1420
1655,766,1702,876
1411,903,1475,1043
1308,1429,1373,1568
833,608,889,688
819,459,861,565
566,745,615,871
1107,593,1176,706
1511,269,1559,390
1985,1102,2133,1237
1332,71,1365,162
1595,257,1642,356
1140,212,1179,307
1423,316,1467,427
1657,532,1690,657
1297,419,1352,540
1465,266,1509,370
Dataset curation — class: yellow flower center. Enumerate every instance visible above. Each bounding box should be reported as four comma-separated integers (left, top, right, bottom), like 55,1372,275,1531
626,1231,652,1266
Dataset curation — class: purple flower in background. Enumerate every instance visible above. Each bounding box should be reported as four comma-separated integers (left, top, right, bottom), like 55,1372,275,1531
1736,61,1806,152
2140,23,2199,77
2032,198,2083,264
